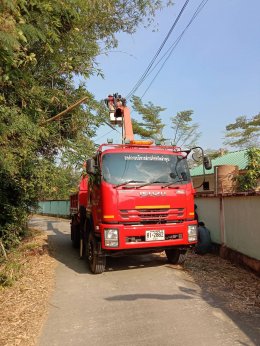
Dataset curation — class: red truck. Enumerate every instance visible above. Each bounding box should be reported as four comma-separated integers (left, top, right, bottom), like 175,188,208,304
70,94,211,273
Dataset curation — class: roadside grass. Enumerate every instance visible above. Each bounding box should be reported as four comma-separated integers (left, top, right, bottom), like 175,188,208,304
0,229,43,288
0,228,56,346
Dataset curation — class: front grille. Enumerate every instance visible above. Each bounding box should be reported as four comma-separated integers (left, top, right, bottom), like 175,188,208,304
120,208,184,223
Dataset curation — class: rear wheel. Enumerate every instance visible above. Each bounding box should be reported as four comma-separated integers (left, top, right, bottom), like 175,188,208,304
165,249,187,264
79,206,86,257
86,230,106,274
71,215,80,248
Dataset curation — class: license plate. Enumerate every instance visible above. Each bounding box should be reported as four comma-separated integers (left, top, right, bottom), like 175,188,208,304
145,230,165,241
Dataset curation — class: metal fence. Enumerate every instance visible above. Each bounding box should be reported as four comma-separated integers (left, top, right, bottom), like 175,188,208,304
37,200,70,217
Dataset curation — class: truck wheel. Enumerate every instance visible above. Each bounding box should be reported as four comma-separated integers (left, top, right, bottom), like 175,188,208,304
165,249,187,264
87,231,106,274
71,215,80,248
79,205,86,254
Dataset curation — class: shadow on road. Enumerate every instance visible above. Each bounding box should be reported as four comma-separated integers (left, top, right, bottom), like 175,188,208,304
28,216,91,275
106,253,168,272
33,216,171,275
174,260,260,345
105,293,193,301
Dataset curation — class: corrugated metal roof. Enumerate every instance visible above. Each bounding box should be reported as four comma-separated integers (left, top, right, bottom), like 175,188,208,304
190,149,249,177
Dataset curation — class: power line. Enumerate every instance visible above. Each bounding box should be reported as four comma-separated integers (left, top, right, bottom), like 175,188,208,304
126,0,190,100
141,0,209,99
94,128,119,143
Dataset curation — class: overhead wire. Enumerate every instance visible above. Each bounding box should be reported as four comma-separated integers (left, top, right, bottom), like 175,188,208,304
94,128,119,143
96,0,209,139
126,0,191,100
141,0,209,98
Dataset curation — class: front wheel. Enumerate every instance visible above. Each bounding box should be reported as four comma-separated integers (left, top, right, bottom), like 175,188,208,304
86,231,106,274
165,249,187,264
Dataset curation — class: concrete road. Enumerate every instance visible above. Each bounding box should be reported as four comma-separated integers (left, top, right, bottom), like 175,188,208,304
30,216,259,346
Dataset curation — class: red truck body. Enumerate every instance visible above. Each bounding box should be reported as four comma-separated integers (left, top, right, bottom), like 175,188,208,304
89,145,196,250
70,94,210,273
70,176,88,214
70,142,199,273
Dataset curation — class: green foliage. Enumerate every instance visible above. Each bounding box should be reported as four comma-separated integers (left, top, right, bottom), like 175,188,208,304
205,148,229,160
0,0,165,250
236,147,260,192
171,110,201,148
131,96,166,140
0,229,40,287
36,163,81,200
0,260,22,287
224,113,260,149
130,97,201,149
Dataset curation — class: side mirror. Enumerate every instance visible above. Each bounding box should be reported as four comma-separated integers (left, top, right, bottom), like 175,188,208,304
86,158,95,175
203,156,212,170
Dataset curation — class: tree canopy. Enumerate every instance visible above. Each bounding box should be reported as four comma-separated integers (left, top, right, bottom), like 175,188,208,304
131,96,166,140
170,110,200,148
0,0,166,248
224,113,260,149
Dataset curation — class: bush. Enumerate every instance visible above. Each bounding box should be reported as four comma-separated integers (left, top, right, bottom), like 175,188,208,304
236,147,260,191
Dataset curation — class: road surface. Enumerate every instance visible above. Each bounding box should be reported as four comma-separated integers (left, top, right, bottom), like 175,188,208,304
30,216,259,346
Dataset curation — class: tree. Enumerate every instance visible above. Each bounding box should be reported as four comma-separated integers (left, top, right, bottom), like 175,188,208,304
131,96,166,140
224,113,260,148
171,110,201,149
205,148,228,160
236,147,260,191
36,163,81,200
0,0,167,249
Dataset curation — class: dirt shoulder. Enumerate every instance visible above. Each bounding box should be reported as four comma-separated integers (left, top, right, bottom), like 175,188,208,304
0,230,56,346
184,252,260,315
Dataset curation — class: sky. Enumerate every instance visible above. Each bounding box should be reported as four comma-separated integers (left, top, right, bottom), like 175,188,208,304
83,0,260,150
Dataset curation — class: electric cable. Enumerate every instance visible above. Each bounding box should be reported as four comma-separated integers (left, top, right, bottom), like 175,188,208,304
94,0,208,143
126,0,190,100
94,128,119,143
141,0,209,98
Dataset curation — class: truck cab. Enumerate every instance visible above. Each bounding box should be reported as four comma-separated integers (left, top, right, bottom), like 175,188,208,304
84,142,198,273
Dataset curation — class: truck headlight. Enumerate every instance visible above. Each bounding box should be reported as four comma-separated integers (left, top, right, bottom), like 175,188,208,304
104,229,119,247
188,225,197,242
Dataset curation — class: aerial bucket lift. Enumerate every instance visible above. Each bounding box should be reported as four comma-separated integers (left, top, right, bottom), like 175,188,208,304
105,93,134,143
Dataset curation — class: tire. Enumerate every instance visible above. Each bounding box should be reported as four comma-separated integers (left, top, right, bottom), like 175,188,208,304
71,215,80,248
79,206,86,255
165,248,187,264
178,252,187,264
86,230,106,274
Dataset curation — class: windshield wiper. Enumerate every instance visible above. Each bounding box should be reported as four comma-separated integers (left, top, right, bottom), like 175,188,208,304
113,180,145,188
135,180,166,189
162,180,185,188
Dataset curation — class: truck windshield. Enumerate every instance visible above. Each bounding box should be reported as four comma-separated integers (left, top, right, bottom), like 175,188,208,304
102,153,191,186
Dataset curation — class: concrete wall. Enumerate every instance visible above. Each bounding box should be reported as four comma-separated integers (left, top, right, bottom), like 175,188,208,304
37,200,70,217
195,197,221,244
195,194,260,261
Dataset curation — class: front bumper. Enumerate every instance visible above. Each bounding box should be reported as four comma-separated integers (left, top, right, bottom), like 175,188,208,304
99,222,197,250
